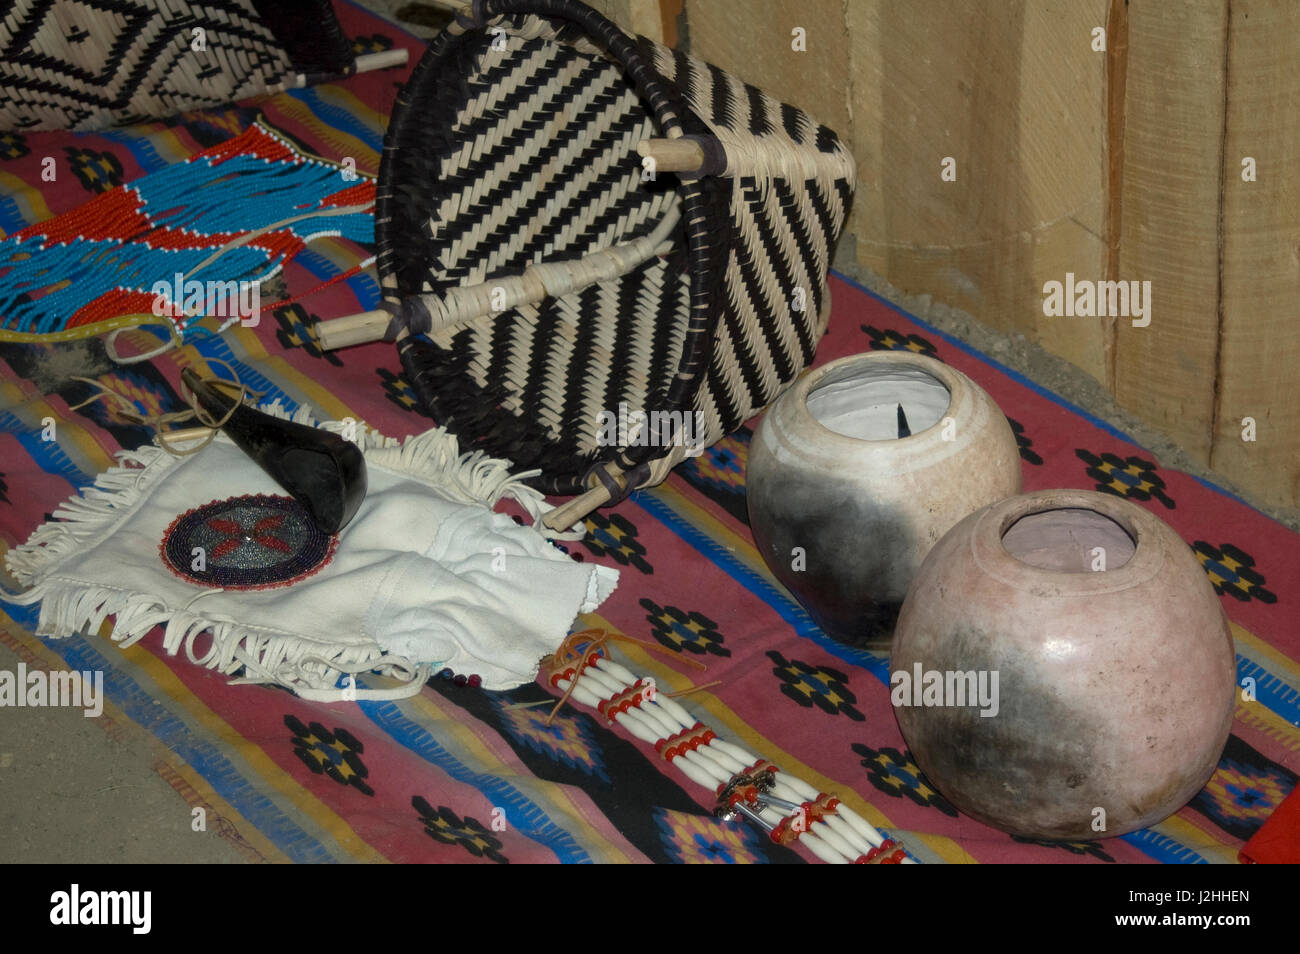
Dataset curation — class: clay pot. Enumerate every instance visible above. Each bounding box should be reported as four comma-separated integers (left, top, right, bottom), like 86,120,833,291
891,489,1235,840
746,351,1021,642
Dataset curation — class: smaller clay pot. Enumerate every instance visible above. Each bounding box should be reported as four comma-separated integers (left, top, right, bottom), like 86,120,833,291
891,489,1236,840
745,351,1021,643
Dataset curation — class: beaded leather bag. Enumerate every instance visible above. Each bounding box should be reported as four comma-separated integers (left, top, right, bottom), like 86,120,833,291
369,0,855,521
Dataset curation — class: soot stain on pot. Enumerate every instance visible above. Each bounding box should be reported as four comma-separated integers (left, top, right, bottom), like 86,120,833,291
749,472,917,643
897,624,1110,837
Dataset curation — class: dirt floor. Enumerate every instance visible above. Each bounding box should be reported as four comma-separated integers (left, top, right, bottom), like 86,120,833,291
0,638,246,863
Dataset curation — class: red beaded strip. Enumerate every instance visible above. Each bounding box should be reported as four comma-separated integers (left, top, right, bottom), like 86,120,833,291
655,722,716,762
805,793,840,826
743,758,779,779
547,651,604,689
597,679,655,722
855,839,906,864
768,792,842,846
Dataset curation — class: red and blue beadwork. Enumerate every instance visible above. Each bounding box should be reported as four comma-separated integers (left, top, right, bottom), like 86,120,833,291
160,494,337,590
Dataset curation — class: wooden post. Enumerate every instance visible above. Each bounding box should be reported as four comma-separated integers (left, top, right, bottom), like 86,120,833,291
1210,0,1300,507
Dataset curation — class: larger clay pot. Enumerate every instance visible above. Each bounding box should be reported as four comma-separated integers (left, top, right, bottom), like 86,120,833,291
890,489,1236,840
746,351,1021,642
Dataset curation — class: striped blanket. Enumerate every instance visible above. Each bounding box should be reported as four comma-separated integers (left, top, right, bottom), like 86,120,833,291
0,0,1296,863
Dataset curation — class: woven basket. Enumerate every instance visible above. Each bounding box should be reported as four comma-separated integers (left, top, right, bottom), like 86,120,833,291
376,0,855,513
0,0,390,132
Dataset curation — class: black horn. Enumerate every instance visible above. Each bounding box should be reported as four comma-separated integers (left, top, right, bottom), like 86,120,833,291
181,368,367,534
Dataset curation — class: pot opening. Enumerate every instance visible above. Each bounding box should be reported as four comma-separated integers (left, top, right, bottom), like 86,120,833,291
805,361,951,441
1001,507,1136,572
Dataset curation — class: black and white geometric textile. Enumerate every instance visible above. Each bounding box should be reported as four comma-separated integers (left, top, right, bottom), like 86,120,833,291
0,0,353,131
380,0,856,501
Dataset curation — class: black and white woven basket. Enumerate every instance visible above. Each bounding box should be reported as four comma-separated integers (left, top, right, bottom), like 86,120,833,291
0,0,359,132
377,0,854,511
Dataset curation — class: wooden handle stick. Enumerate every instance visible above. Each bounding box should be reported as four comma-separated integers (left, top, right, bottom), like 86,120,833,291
316,309,392,350
637,138,706,173
541,483,611,533
353,50,409,73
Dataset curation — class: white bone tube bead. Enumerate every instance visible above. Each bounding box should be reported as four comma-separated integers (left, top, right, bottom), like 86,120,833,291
634,702,682,740
586,661,632,691
613,712,664,747
699,741,747,774
643,701,693,733
591,656,638,687
576,665,625,698
822,813,876,854
767,822,849,864
832,804,885,846
671,753,721,789
802,836,849,864
777,773,820,801
688,743,739,779
553,677,605,710
680,750,729,786
766,777,800,798
809,820,858,859
709,739,759,767
618,704,668,743
649,692,696,729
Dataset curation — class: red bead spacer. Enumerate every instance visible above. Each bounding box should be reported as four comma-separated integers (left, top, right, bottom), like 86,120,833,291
657,723,714,761
549,666,578,688
600,680,654,721
860,838,902,864
770,814,803,846
656,721,702,755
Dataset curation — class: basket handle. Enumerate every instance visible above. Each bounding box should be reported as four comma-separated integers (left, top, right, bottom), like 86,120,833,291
316,205,680,349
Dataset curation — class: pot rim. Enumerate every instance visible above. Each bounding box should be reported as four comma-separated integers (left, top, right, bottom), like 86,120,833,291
971,489,1168,594
793,350,967,448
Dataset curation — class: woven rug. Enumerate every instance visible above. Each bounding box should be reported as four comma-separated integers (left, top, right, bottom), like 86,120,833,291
1,1,1297,864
